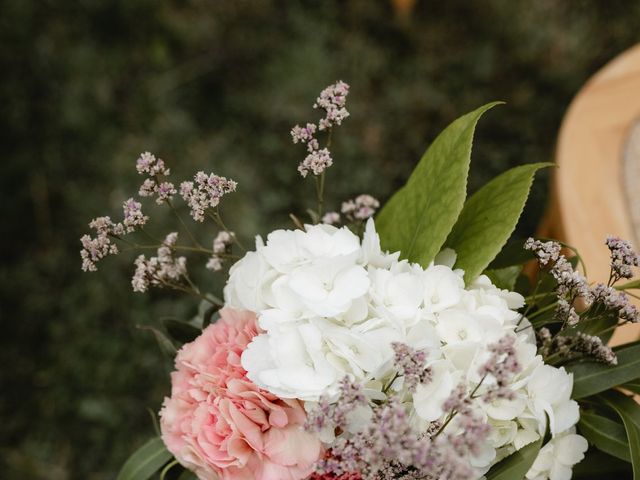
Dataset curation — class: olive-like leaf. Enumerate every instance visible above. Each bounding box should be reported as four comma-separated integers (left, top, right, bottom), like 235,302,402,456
117,437,172,480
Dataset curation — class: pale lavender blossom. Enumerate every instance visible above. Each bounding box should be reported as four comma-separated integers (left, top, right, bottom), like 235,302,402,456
391,342,432,393
131,232,187,292
524,238,562,267
122,198,148,232
591,283,639,323
551,256,592,302
180,172,237,222
314,80,350,130
555,298,580,326
538,327,617,365
136,151,170,176
206,231,235,272
606,235,639,281
80,234,118,272
155,181,177,205
478,335,521,402
138,178,157,197
80,216,125,271
573,332,618,365
291,123,317,144
341,194,380,221
322,211,341,225
298,148,333,177
306,377,366,433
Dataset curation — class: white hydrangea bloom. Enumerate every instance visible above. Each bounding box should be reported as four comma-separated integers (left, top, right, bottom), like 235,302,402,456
225,218,586,477
526,430,588,480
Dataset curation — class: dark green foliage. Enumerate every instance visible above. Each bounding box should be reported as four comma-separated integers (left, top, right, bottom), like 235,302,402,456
3,1,640,478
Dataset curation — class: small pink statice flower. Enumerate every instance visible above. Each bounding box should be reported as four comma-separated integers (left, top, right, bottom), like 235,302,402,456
131,232,187,292
314,80,350,130
298,148,333,177
180,172,237,222
341,194,380,221
122,198,148,232
206,231,234,272
80,216,125,271
322,212,341,225
136,151,170,176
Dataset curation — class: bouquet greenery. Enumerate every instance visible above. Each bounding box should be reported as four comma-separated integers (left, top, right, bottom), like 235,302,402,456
82,82,640,480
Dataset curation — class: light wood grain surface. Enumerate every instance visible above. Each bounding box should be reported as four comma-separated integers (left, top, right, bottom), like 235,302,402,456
549,44,640,345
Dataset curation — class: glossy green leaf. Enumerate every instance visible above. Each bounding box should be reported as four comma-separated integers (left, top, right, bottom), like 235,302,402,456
117,437,173,480
485,436,543,480
572,448,633,479
376,102,502,267
579,410,631,462
488,238,535,269
623,382,640,395
617,279,640,290
178,471,198,480
484,265,522,291
445,162,552,283
598,390,640,479
566,342,640,399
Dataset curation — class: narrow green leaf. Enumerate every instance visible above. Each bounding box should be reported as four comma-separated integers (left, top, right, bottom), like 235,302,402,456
579,410,631,462
117,437,173,480
572,448,633,478
376,102,502,267
566,342,640,399
484,265,522,291
137,325,177,355
617,279,640,290
445,162,553,283
623,382,640,395
485,436,542,480
598,390,640,479
163,319,201,344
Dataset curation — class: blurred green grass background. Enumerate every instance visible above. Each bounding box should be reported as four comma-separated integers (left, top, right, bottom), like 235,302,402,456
2,1,639,478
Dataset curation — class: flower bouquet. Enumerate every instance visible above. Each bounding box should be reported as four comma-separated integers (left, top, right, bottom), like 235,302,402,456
82,82,640,480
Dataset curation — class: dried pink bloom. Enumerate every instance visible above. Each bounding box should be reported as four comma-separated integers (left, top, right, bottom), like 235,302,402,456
314,81,350,131
479,335,521,402
80,233,119,272
80,216,125,271
136,151,170,176
606,235,639,280
555,298,580,326
155,181,177,205
122,198,148,232
591,283,639,323
131,232,187,292
322,212,341,225
206,231,235,272
524,238,561,267
551,256,591,302
180,172,237,222
138,178,157,197
391,342,432,393
291,123,318,144
298,148,333,177
341,194,380,221
306,377,366,433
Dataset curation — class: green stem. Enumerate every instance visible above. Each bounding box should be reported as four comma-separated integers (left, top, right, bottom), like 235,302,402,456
165,197,203,248
208,209,246,251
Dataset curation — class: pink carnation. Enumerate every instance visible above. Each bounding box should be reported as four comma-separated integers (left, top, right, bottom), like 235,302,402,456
160,308,322,480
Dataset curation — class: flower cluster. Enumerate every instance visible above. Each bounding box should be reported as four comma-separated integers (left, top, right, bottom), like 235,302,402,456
606,235,639,281
292,81,350,177
341,194,380,222
131,232,187,292
136,152,177,205
538,328,617,366
206,231,235,271
180,171,237,221
591,283,639,323
80,198,150,271
223,219,587,478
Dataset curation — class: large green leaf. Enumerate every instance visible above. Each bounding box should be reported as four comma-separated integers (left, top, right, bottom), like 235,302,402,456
117,437,173,480
444,162,552,283
579,410,631,462
598,390,640,479
572,448,633,479
376,102,502,267
485,436,543,480
566,342,640,399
